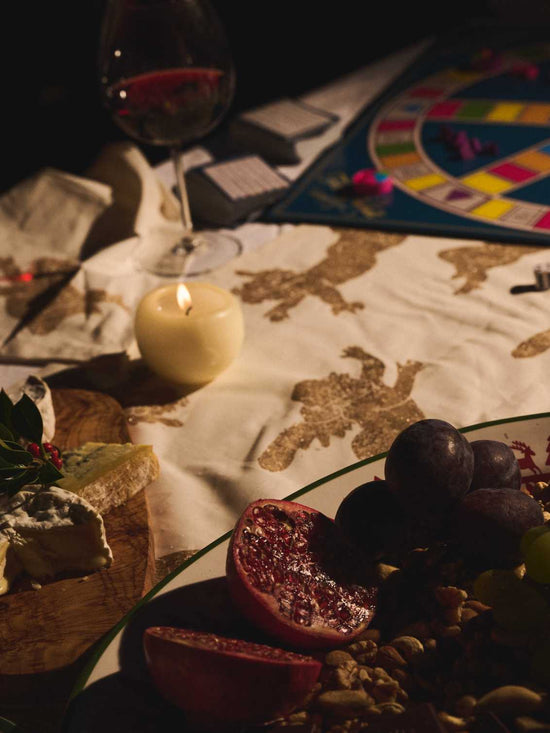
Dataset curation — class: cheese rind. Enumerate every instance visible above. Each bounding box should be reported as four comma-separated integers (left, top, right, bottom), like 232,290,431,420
58,442,160,515
0,536,22,596
0,487,113,584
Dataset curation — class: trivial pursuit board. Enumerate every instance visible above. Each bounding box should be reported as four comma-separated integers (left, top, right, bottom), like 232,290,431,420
267,33,550,244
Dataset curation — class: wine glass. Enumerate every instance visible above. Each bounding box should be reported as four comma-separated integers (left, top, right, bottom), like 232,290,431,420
98,0,240,276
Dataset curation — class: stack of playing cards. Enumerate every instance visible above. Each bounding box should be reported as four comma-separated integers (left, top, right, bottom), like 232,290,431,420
186,155,290,226
229,98,339,164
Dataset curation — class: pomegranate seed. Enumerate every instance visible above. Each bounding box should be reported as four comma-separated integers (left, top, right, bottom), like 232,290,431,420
293,599,313,626
255,572,274,593
229,499,378,649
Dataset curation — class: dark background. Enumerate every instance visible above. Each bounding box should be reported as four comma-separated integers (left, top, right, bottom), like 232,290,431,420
4,0,543,194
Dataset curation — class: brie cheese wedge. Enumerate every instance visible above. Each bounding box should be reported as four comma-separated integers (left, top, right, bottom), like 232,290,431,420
0,487,113,590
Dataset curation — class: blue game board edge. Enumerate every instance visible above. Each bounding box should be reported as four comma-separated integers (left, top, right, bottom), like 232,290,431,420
264,208,550,246
263,27,550,247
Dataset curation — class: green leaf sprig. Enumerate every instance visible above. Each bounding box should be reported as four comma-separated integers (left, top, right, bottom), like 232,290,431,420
0,390,64,497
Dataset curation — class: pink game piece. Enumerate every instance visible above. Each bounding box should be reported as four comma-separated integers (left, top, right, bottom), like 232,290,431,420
511,62,539,80
457,141,475,160
352,169,393,196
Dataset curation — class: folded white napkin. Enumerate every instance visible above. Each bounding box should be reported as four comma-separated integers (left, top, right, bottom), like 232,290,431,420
83,142,181,257
0,143,180,361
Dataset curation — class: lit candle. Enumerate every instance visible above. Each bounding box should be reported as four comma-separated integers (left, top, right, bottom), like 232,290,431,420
135,282,244,385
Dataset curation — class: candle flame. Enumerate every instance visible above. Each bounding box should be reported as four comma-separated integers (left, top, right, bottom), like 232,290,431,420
176,283,193,314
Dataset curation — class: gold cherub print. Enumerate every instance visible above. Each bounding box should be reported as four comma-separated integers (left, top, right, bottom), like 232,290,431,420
0,256,129,337
439,242,542,294
436,242,550,358
233,228,405,321
258,346,424,472
1,256,75,316
512,328,550,358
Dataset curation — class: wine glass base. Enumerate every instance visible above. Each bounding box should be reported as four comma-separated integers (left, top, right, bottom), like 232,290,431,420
136,228,242,277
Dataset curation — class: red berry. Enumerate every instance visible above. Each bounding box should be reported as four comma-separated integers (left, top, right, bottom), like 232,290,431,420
51,455,63,470
27,443,41,458
43,442,53,452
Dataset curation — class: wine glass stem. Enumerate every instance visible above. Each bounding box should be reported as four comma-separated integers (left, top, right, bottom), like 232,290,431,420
171,147,194,239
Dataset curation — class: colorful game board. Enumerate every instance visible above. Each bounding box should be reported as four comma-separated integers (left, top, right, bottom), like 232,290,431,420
267,32,550,245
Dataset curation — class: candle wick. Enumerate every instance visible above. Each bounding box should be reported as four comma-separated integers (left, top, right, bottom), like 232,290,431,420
185,305,193,316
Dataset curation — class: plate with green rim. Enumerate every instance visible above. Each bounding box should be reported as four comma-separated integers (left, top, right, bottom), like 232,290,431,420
63,412,550,732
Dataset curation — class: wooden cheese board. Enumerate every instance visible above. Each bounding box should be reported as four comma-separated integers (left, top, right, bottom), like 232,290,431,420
0,388,156,732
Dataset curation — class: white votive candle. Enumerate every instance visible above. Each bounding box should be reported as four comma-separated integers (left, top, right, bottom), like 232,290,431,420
135,282,244,385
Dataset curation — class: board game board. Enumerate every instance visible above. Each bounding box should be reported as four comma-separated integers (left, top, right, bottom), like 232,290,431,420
267,30,550,245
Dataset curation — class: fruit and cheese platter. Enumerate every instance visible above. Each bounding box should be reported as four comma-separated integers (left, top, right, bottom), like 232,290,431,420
63,412,550,733
0,379,159,732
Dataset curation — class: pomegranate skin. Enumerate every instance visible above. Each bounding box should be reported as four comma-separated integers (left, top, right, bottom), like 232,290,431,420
143,626,321,730
226,499,377,650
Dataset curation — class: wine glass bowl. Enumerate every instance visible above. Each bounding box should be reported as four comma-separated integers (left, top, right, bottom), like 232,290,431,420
105,67,231,148
98,0,239,276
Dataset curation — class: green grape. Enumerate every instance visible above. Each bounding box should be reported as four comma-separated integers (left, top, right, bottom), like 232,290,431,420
522,526,550,584
473,569,501,607
521,525,550,558
473,569,548,632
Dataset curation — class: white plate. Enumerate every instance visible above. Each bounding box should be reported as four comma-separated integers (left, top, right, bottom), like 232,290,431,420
64,413,550,732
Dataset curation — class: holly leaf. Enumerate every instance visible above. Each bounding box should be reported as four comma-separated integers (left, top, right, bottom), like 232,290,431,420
11,394,43,444
0,394,62,497
0,440,32,467
0,469,33,497
0,466,33,478
0,715,19,732
0,390,15,436
0,454,13,468
38,461,64,485
0,424,14,442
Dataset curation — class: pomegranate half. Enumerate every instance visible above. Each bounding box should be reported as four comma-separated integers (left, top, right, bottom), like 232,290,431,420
226,499,377,649
143,626,321,729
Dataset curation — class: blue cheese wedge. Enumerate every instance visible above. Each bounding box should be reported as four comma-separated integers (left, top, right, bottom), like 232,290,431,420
0,487,112,590
58,442,159,516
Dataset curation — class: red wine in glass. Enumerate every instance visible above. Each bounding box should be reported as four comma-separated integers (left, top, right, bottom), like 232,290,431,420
106,68,229,146
99,0,239,276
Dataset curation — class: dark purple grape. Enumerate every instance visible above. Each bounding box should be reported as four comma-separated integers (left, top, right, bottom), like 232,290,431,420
455,488,544,569
384,419,474,520
469,440,521,492
335,480,429,560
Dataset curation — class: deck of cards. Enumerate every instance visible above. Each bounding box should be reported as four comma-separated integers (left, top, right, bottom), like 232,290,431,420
186,155,290,226
229,98,338,164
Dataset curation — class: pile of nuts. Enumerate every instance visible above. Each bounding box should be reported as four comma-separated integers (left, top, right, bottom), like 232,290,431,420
264,548,550,733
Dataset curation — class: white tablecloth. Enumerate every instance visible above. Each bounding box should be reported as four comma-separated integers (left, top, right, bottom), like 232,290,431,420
9,41,550,563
